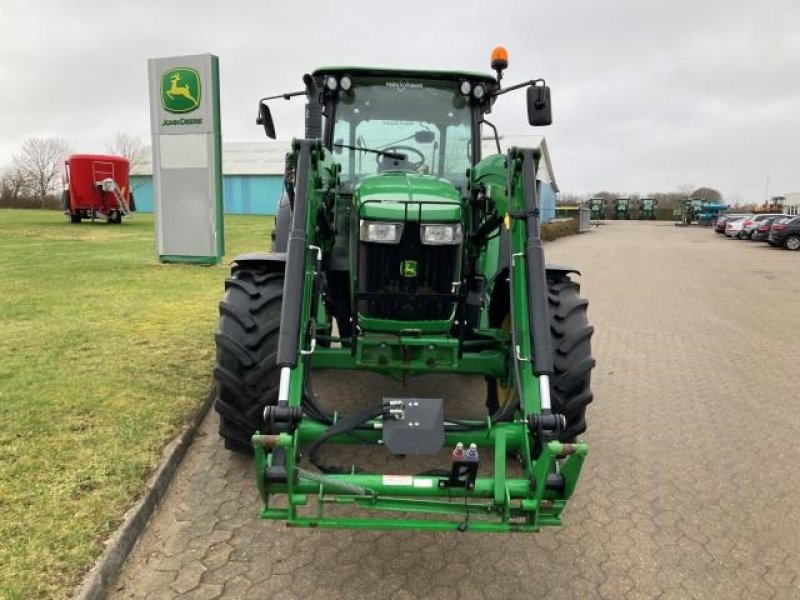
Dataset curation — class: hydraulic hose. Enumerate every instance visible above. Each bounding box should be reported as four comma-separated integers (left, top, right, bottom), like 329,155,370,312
519,149,554,378
276,141,313,369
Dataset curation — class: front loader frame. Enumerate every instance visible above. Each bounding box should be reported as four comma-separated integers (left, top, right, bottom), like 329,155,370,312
253,139,588,532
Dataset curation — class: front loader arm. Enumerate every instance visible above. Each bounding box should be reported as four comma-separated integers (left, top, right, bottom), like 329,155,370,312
250,144,587,532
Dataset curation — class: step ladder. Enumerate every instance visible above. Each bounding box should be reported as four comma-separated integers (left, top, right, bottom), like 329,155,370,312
91,160,131,217
96,178,131,216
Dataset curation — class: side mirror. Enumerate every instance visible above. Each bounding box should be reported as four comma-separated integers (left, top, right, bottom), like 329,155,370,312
256,102,276,139
527,84,552,126
414,130,435,144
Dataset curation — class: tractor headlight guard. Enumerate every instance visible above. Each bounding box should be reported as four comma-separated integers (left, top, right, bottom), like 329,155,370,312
421,223,463,245
359,220,404,244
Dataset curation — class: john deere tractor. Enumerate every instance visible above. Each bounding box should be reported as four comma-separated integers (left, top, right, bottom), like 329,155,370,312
612,197,631,220
589,197,605,220
214,48,595,532
638,197,657,220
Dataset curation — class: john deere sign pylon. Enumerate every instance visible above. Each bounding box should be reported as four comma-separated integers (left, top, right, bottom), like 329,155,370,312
147,54,223,264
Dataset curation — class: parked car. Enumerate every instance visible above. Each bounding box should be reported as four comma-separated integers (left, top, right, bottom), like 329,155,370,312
725,216,752,237
767,216,800,250
738,213,792,239
751,216,790,242
715,214,749,234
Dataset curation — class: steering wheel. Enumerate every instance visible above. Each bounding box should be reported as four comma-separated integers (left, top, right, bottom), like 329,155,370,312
375,145,426,170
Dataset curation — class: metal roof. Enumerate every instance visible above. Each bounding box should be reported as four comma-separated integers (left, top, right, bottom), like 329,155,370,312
133,135,557,191
132,141,289,176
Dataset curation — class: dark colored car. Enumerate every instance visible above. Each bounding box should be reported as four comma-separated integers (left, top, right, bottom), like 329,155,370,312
767,216,800,250
751,215,789,242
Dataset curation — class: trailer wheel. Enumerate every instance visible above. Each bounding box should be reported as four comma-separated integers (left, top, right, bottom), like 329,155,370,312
214,268,283,452
487,273,595,441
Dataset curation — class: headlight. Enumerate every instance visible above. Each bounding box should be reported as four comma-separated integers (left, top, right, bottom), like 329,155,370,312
421,223,462,245
325,76,338,91
360,220,403,243
339,75,353,91
472,84,486,100
459,80,472,95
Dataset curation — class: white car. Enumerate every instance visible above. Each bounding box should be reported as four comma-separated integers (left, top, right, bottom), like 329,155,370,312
725,216,752,237
739,213,792,239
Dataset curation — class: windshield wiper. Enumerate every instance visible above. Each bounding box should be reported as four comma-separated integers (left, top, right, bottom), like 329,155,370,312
333,143,406,160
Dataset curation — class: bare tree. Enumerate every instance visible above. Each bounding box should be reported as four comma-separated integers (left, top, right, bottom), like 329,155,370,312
12,137,70,207
107,132,145,174
0,165,31,201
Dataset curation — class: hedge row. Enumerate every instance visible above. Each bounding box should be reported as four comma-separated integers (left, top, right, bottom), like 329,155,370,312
0,196,62,210
541,218,579,241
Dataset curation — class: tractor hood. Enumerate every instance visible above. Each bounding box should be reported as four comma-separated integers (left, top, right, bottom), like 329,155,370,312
356,173,462,222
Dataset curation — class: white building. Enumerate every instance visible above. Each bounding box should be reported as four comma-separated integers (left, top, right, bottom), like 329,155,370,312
781,192,800,216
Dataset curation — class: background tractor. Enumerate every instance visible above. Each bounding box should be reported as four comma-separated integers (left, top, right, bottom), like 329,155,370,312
638,197,657,220
675,198,727,226
213,48,595,533
612,197,631,220
589,197,605,220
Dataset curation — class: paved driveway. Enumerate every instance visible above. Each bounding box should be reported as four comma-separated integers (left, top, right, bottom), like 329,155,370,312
112,222,800,599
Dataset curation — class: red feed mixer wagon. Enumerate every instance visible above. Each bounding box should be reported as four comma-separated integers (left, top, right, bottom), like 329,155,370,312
62,154,136,224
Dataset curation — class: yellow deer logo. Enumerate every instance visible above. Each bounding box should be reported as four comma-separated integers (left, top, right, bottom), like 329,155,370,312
167,73,196,104
161,67,201,113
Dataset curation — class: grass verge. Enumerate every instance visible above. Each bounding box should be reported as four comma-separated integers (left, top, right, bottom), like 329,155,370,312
0,209,272,599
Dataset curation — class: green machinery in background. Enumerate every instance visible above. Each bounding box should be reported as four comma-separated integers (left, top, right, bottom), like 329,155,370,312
612,197,631,220
589,197,605,220
213,48,595,532
675,198,728,226
638,197,657,220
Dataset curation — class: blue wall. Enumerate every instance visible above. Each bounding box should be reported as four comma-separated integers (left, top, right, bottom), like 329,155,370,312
130,175,283,215
540,183,557,222
130,174,556,220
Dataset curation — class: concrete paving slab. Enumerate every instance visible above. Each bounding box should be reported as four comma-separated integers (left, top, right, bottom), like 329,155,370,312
111,222,800,599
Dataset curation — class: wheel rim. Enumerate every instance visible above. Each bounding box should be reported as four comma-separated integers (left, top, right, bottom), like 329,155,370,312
786,236,800,250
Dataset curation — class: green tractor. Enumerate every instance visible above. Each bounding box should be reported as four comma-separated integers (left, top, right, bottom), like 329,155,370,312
638,197,657,220
214,48,595,533
613,197,631,220
589,197,605,220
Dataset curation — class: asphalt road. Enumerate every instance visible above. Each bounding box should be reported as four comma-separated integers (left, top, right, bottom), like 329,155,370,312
112,221,800,599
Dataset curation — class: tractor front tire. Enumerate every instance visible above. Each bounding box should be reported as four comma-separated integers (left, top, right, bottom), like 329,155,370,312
488,273,595,442
547,276,595,440
214,268,283,452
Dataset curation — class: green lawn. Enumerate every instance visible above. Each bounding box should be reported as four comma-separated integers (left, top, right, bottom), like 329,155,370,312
0,209,272,599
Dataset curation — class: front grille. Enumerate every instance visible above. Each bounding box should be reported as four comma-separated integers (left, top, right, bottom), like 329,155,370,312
357,222,459,321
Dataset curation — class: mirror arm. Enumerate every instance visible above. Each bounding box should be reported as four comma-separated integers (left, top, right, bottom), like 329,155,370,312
491,78,546,97
259,90,306,103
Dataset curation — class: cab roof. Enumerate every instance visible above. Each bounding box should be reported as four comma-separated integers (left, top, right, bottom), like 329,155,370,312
312,66,497,84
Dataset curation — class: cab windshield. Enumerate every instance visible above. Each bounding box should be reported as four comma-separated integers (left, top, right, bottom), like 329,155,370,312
332,77,473,190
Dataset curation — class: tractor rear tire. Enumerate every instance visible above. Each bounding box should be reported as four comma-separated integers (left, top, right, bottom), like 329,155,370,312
487,273,595,442
214,268,284,452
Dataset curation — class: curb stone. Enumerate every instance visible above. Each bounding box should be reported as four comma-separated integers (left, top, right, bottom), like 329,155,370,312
72,389,216,600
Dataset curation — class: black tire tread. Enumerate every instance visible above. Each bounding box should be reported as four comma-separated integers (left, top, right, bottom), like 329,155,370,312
547,277,595,440
214,269,283,452
487,273,595,442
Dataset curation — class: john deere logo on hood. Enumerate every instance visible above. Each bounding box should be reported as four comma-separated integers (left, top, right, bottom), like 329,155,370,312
161,68,201,114
400,260,417,278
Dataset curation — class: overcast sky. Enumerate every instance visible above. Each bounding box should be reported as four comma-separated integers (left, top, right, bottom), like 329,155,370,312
1,0,798,201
